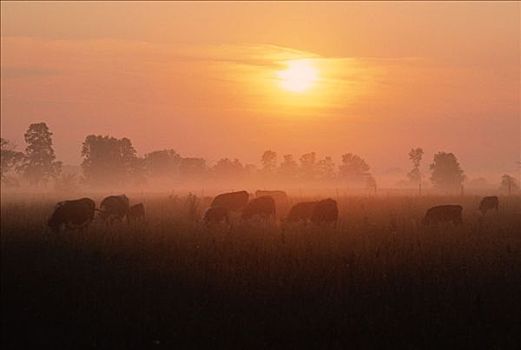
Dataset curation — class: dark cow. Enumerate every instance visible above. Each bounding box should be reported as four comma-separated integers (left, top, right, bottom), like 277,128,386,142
203,206,230,226
255,190,289,216
311,198,338,225
128,203,145,222
241,196,276,221
211,191,249,211
100,194,130,224
422,205,463,226
48,197,96,233
255,190,289,203
285,201,318,223
479,196,499,215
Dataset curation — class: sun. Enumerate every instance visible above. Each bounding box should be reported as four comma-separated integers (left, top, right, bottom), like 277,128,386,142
276,59,318,93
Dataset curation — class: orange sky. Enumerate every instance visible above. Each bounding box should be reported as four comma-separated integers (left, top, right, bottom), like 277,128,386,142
1,2,519,180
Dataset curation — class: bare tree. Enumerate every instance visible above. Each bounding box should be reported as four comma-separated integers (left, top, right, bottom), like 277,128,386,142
407,147,424,184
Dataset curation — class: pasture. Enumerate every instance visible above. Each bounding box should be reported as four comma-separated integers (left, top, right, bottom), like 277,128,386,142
2,194,521,348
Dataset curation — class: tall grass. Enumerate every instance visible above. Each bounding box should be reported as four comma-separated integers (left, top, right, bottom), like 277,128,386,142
2,195,520,348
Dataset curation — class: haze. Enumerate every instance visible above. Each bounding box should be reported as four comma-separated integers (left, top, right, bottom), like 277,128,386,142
1,1,519,181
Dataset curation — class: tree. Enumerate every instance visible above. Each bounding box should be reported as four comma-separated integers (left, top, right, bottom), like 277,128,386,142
299,152,317,181
499,174,519,195
17,123,61,185
338,153,370,183
429,152,465,191
365,174,377,194
317,156,336,181
81,135,137,186
144,149,181,178
212,158,244,178
407,147,424,184
278,154,298,180
1,138,23,183
261,150,277,174
178,157,207,178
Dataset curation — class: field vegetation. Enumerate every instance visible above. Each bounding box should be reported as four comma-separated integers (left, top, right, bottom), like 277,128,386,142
2,194,520,348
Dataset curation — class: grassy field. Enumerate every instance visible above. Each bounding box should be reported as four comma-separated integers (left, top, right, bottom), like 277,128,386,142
2,194,521,348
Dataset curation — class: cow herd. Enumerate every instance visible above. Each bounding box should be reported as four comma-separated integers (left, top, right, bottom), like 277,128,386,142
47,194,145,233
46,192,500,233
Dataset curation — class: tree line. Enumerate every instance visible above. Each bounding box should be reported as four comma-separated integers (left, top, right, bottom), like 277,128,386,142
1,122,519,193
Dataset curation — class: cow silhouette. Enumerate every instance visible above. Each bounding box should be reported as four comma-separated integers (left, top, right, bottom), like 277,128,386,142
311,198,338,225
241,196,276,221
203,206,230,226
479,196,499,215
422,205,463,226
211,191,249,211
100,194,130,224
286,201,318,223
48,197,96,233
128,203,145,222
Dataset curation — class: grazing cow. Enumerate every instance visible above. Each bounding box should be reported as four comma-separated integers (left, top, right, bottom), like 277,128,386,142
48,197,96,233
479,196,499,215
211,191,249,211
203,206,230,226
241,196,276,221
255,190,289,203
128,203,145,222
422,205,463,226
285,201,318,223
100,194,130,224
255,190,289,216
311,198,339,225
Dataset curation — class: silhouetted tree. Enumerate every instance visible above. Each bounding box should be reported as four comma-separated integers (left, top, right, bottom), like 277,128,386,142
279,154,298,180
144,149,181,178
81,135,137,186
365,174,377,194
499,174,519,195
299,152,317,181
178,157,206,178
317,156,336,181
339,153,370,183
130,156,147,185
429,152,465,191
17,123,61,185
1,138,23,184
407,147,424,184
212,158,244,178
261,150,277,175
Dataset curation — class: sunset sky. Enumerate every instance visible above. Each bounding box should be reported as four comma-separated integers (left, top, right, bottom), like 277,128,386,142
1,2,519,180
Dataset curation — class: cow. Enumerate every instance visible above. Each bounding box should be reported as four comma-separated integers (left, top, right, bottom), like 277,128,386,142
48,197,96,233
255,190,289,203
311,198,338,225
128,203,145,222
255,190,289,216
479,196,499,215
241,196,276,221
422,205,463,226
285,201,318,223
99,194,130,224
211,191,249,211
203,206,230,226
